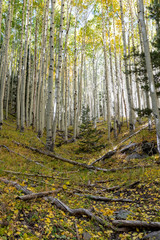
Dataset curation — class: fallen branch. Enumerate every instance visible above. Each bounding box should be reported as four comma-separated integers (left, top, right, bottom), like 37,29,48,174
12,141,152,173
120,143,138,153
89,150,116,166
75,194,133,203
89,123,149,166
2,170,69,180
94,181,141,194
0,178,118,231
13,141,97,170
17,189,61,201
0,145,44,168
81,183,121,192
36,136,46,147
117,123,150,147
112,220,160,230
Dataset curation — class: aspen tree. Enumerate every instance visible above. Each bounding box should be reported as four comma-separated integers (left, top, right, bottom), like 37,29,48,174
119,0,135,132
20,0,30,132
5,47,14,119
52,0,65,148
138,0,160,154
77,13,86,134
73,0,78,140
106,2,117,138
0,0,3,43
101,0,110,139
36,0,49,136
119,55,128,127
16,0,26,129
38,0,49,136
0,0,12,129
32,19,38,128
129,0,141,120
137,8,152,130
46,0,56,151
113,17,120,126
26,1,32,127
64,1,72,141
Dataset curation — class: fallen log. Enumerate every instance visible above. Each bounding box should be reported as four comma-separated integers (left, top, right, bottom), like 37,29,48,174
117,123,150,147
0,178,118,231
12,141,152,173
13,141,97,170
17,189,61,201
89,150,116,166
120,143,138,153
89,123,149,166
0,145,44,168
75,194,133,203
81,183,122,192
112,220,160,230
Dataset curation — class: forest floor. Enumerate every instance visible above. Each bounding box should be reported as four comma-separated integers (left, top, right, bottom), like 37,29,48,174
0,116,160,240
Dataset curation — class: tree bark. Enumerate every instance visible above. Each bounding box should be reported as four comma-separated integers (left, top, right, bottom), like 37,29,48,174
138,0,160,154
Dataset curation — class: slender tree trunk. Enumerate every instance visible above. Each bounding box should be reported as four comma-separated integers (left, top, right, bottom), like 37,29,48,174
129,0,141,122
119,0,135,132
32,20,38,128
106,3,117,138
52,0,65,148
46,0,56,151
64,1,72,141
92,36,97,128
73,1,78,140
113,18,120,126
20,0,30,132
0,0,12,129
0,0,3,44
26,2,32,127
138,0,160,154
101,1,110,139
16,0,26,129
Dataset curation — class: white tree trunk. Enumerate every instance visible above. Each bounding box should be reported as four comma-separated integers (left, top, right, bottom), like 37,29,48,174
119,0,135,132
46,0,56,151
138,0,160,154
52,0,65,147
0,0,12,129
20,0,30,132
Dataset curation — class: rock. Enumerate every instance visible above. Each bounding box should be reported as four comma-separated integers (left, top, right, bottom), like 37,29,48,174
82,231,92,240
142,231,160,240
142,141,157,156
126,152,146,160
115,210,131,220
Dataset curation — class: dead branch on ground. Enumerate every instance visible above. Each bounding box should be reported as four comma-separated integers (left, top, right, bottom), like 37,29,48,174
16,189,61,201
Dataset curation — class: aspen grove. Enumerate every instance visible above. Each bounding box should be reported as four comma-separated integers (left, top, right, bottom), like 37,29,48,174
0,0,160,239
0,0,160,151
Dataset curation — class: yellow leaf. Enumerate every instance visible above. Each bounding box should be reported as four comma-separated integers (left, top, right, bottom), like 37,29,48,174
63,185,67,190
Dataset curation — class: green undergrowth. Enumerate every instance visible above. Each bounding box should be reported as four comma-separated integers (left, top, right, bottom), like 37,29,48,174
0,116,160,239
